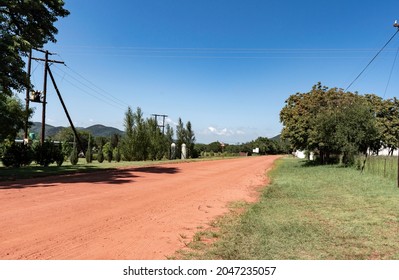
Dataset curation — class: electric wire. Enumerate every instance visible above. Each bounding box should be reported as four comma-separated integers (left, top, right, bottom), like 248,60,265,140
383,44,399,98
54,53,128,107
51,69,126,111
52,46,399,59
51,64,127,109
63,64,128,106
345,29,399,92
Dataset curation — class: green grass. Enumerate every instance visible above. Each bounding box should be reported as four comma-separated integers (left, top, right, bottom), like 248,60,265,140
176,158,399,260
358,155,398,181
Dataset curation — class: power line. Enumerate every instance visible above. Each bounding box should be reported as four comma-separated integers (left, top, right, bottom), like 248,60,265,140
52,64,127,109
383,45,399,98
55,53,129,107
345,29,399,92
63,64,128,106
51,46,399,59
51,69,126,111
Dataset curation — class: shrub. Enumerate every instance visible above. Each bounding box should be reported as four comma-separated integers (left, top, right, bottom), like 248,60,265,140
55,148,64,166
114,147,121,162
97,147,104,163
106,148,113,163
2,142,33,167
70,141,78,165
32,141,64,167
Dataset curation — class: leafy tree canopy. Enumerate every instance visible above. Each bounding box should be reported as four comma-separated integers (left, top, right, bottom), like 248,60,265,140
280,83,385,164
0,93,31,141
0,0,69,95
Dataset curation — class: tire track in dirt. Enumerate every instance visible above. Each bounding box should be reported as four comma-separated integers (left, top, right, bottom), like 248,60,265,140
0,156,279,259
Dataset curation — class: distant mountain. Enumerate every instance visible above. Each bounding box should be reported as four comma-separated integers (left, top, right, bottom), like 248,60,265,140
29,122,124,138
84,124,124,137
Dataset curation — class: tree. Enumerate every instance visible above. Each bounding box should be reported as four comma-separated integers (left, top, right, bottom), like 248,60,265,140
97,146,104,163
120,106,135,161
185,121,195,158
86,134,93,163
365,94,399,155
103,142,113,162
0,1,69,95
280,83,380,164
133,107,148,161
0,94,32,141
53,127,89,153
251,137,278,155
147,117,166,160
176,118,185,158
113,147,121,162
110,133,120,150
70,138,78,165
164,123,174,159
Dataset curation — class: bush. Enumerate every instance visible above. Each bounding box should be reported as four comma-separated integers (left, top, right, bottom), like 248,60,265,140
106,148,112,163
33,141,65,167
55,148,64,166
97,147,104,163
70,141,78,165
1,142,33,167
62,141,72,158
114,147,121,162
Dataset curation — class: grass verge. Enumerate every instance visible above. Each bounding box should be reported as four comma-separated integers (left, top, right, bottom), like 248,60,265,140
175,157,399,260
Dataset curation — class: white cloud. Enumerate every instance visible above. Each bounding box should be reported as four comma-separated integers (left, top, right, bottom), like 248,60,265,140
207,126,245,136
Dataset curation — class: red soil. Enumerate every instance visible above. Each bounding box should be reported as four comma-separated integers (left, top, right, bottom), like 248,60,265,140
0,156,279,260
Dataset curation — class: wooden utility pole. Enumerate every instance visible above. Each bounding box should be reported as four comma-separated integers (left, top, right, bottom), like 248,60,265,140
40,51,49,144
25,49,64,144
395,20,399,188
152,114,168,134
24,49,84,155
47,66,84,154
24,48,32,140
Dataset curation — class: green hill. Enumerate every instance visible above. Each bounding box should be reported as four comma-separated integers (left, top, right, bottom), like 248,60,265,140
29,122,124,138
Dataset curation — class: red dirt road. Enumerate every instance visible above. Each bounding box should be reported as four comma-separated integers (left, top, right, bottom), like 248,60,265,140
0,156,279,260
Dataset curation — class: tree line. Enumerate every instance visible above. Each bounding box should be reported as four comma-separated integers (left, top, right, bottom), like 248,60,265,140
280,82,399,165
120,106,195,161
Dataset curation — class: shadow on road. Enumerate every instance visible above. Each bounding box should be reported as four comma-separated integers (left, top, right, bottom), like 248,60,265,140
0,165,180,190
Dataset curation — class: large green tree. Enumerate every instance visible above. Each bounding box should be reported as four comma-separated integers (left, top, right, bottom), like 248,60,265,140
364,94,399,155
1,0,69,141
0,93,31,141
280,83,380,164
1,0,69,95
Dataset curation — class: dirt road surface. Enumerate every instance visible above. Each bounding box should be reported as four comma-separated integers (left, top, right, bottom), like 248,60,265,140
0,156,279,259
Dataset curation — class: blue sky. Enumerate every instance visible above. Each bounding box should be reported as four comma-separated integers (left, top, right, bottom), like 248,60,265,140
22,0,399,144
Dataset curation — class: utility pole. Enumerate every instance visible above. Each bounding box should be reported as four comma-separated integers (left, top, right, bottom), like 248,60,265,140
26,49,64,144
152,114,168,134
41,51,49,145
24,49,84,154
394,20,399,188
47,66,85,154
24,48,32,140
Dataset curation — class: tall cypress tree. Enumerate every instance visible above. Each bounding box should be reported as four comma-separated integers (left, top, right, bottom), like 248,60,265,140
86,134,92,163
70,137,78,165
